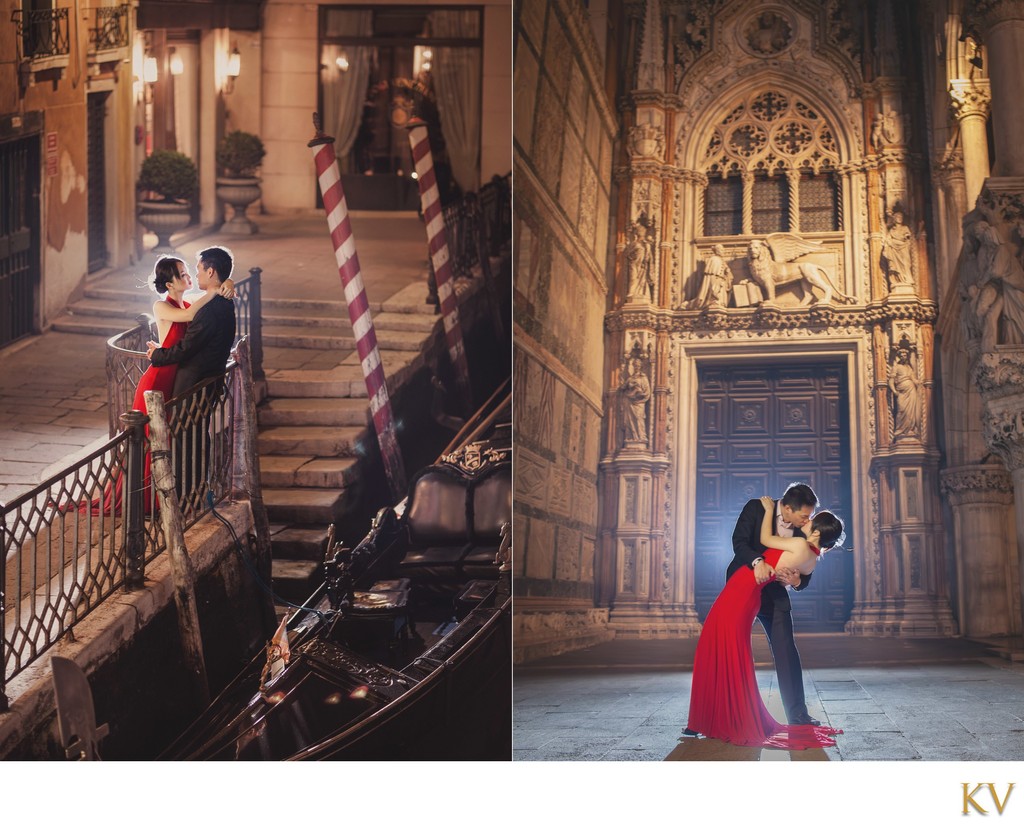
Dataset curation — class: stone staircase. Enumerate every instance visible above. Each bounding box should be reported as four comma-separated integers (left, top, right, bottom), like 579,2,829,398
52,274,445,604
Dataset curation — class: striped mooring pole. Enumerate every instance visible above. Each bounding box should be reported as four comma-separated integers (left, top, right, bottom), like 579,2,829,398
308,114,407,500
405,117,473,413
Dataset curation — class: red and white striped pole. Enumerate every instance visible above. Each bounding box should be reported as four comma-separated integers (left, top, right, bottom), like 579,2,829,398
308,114,406,500
406,118,473,413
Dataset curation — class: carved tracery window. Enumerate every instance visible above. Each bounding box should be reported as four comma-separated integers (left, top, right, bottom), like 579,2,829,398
701,91,841,236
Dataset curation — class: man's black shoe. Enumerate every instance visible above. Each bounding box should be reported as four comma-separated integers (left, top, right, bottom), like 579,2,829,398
680,727,704,738
790,714,821,726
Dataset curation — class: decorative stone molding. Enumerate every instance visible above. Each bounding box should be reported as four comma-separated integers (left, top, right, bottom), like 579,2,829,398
629,123,666,161
949,78,992,122
982,405,1024,471
973,348,1024,398
606,299,940,340
940,464,1014,503
965,0,1024,36
636,0,665,91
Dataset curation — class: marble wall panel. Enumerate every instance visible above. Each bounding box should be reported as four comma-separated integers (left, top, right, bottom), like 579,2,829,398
556,526,582,580
526,517,556,579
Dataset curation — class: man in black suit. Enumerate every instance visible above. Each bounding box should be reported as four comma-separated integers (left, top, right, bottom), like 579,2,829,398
146,246,236,501
727,482,819,725
146,246,236,396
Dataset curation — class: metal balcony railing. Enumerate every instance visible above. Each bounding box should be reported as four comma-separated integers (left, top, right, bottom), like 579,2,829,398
10,7,70,62
89,4,130,53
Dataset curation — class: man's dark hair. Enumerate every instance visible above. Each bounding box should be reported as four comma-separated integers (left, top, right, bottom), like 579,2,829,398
810,510,845,550
198,246,233,282
781,482,818,511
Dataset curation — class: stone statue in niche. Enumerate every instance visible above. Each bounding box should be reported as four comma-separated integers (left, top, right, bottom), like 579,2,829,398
620,344,652,447
745,234,854,306
871,109,904,150
692,244,734,308
881,209,916,290
959,192,1024,351
888,334,923,442
625,213,656,303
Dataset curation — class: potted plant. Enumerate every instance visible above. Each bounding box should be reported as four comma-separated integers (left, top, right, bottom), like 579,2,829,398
136,150,198,252
215,130,266,234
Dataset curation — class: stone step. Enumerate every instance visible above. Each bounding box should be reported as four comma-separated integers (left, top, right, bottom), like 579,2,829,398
272,559,322,604
260,454,360,489
263,487,351,525
68,298,152,320
269,525,330,562
261,310,436,334
85,286,155,304
265,367,368,399
50,316,137,336
262,326,430,352
263,313,355,330
257,398,369,427
258,425,366,457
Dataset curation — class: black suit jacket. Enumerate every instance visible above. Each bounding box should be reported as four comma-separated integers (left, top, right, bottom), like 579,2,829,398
727,498,811,611
150,295,236,397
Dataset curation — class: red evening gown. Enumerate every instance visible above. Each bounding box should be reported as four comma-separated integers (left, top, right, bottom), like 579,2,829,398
88,298,189,514
686,548,842,749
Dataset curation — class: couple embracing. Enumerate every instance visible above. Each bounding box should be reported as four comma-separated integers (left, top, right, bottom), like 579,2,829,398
685,482,846,750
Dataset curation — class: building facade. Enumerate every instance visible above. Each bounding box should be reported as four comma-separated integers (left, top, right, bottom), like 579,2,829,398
1,0,511,344
514,0,1024,661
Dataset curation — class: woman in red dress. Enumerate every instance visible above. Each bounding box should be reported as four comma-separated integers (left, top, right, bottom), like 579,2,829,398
89,256,233,513
686,496,846,749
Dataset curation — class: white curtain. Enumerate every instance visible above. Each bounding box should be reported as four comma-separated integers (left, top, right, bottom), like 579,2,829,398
320,10,373,172
430,10,481,193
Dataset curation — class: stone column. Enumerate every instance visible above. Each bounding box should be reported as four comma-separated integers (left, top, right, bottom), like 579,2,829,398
940,464,1017,636
949,79,992,205
968,0,1024,176
975,348,1024,632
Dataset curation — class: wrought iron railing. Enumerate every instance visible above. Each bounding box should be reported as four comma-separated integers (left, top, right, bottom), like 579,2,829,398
0,347,252,710
426,173,511,304
89,4,130,52
105,267,264,436
10,7,70,61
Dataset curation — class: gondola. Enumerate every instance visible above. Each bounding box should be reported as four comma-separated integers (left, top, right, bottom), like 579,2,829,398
160,380,511,760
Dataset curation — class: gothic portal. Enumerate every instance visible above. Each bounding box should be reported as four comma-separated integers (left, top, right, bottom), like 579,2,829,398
514,0,1024,661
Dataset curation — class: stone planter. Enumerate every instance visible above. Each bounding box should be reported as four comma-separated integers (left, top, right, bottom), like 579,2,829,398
216,176,261,234
137,200,193,253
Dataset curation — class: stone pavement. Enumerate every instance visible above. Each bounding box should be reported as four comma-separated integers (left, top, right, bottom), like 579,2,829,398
0,211,431,504
513,636,1024,761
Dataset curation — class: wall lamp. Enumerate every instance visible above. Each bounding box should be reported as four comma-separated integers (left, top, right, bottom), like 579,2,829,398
224,44,241,93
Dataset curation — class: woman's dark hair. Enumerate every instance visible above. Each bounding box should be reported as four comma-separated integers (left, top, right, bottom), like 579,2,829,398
150,257,184,294
811,510,845,551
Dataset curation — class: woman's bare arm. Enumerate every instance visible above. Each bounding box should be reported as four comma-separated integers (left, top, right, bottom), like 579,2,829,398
152,279,235,324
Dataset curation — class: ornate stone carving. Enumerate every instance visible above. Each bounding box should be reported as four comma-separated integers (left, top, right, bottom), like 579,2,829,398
973,347,1024,398
629,123,666,160
620,338,653,447
959,187,1024,352
690,244,734,309
882,208,917,292
746,234,854,306
949,78,992,122
888,332,924,442
625,211,657,303
964,0,1024,37
637,0,665,91
824,0,863,62
940,465,1014,502
982,405,1024,471
670,0,715,89
871,108,905,150
701,90,840,176
741,10,793,56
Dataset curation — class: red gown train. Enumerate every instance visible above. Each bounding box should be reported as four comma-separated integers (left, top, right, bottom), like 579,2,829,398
686,548,842,749
87,298,189,514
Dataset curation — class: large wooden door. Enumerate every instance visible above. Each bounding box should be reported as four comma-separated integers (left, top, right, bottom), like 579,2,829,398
0,135,40,349
695,362,853,631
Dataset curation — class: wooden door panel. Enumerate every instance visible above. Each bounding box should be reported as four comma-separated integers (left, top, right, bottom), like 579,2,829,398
694,362,853,629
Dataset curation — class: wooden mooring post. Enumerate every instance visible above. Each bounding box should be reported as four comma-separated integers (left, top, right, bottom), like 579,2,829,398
143,389,211,708
231,336,276,633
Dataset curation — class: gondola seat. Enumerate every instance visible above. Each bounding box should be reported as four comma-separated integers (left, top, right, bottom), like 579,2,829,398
398,444,511,583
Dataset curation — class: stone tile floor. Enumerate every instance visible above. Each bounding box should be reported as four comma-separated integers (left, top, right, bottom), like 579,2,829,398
514,639,1024,761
